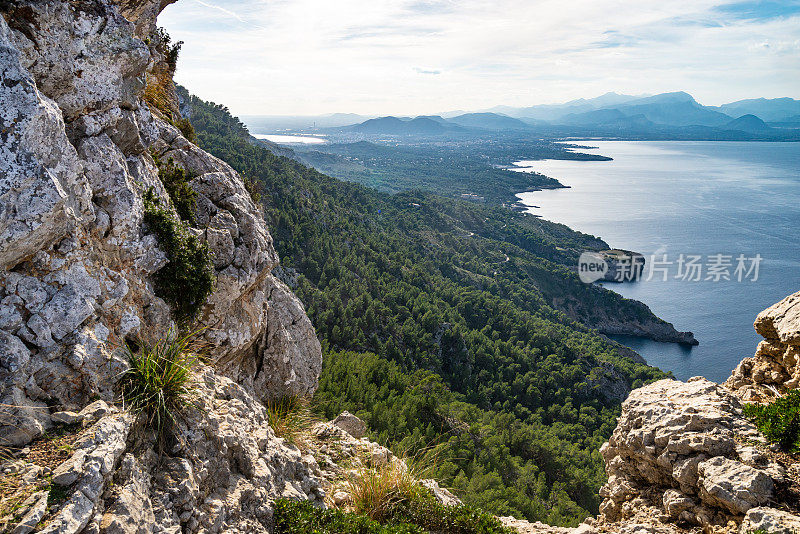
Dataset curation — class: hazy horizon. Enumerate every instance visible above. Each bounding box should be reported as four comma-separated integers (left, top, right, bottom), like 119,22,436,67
161,0,800,117
234,91,798,120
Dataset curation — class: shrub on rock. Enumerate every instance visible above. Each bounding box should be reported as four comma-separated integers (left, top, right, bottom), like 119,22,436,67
744,389,800,452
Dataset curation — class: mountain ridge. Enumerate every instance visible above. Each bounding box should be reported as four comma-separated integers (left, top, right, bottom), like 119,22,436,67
321,92,800,139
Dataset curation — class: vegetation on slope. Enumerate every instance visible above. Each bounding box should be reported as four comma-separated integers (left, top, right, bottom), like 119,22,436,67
298,140,563,205
745,389,800,453
274,496,514,534
180,87,667,526
142,188,215,319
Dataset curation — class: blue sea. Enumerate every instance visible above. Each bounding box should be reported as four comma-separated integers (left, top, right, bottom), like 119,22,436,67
515,141,800,382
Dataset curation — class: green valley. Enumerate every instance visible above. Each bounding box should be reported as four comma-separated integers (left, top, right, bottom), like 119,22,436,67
180,89,673,526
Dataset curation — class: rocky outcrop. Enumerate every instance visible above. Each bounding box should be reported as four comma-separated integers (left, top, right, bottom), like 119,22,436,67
2,368,326,533
331,411,367,439
726,291,800,401
0,0,320,447
0,0,322,531
595,290,800,534
594,319,698,346
596,249,645,283
598,378,780,527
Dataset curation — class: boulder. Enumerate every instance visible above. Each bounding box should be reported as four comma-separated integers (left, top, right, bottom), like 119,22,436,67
332,411,367,439
697,456,772,514
740,507,800,534
420,479,461,507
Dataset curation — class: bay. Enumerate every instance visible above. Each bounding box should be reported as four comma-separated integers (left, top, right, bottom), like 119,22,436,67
253,134,327,145
514,141,800,381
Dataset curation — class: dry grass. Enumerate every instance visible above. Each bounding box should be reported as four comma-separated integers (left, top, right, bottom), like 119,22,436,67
0,424,83,529
345,454,433,522
0,475,39,531
265,396,317,447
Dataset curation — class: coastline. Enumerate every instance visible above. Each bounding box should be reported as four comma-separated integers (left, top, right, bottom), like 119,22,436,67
509,145,702,348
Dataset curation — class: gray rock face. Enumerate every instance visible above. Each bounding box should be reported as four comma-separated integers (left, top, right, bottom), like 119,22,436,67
727,289,800,401
331,411,367,439
697,456,773,515
593,291,800,534
3,372,324,534
598,377,781,528
740,507,800,534
0,0,320,446
0,1,324,530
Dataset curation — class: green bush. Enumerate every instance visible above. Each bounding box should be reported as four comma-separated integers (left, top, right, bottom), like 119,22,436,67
119,327,200,437
153,154,197,224
274,500,424,534
382,492,513,534
242,173,263,204
143,188,215,319
154,27,183,73
174,117,198,144
744,389,800,452
273,496,513,534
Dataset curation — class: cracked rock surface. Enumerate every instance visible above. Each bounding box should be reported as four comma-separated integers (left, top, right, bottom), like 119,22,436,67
594,291,800,534
0,0,320,447
1,0,322,531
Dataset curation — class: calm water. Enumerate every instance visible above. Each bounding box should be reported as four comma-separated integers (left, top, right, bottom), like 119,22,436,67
253,134,327,145
515,141,800,382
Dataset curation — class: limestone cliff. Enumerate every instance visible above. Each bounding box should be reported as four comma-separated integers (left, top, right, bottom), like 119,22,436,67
0,0,321,446
1,0,323,531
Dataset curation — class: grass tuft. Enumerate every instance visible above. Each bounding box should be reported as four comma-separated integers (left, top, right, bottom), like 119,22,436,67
119,327,202,438
744,389,800,453
266,396,316,446
347,457,430,523
339,451,512,534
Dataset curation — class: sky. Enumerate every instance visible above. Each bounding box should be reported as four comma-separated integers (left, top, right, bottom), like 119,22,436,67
159,0,800,116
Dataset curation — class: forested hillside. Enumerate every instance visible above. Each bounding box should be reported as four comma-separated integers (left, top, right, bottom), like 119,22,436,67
180,88,667,526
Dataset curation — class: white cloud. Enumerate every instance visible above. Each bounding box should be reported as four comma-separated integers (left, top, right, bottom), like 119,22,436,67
159,0,800,115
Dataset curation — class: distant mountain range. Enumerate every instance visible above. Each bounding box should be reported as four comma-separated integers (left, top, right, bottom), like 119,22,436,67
334,92,800,140
352,116,464,135
241,92,800,140
487,92,800,125
715,98,800,122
